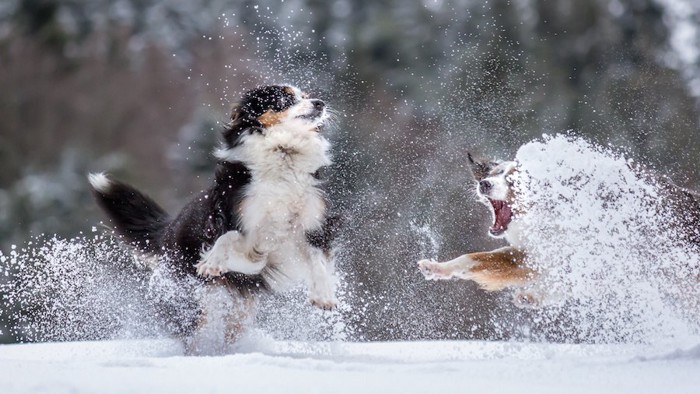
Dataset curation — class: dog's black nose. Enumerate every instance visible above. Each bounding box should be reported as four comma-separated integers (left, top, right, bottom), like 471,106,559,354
479,180,492,194
311,99,325,111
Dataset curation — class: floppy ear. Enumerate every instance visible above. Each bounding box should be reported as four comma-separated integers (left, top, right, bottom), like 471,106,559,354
230,105,260,125
222,118,261,149
467,152,497,181
221,106,264,149
230,106,241,122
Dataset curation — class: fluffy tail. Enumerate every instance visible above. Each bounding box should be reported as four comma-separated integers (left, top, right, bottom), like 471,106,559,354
88,173,170,254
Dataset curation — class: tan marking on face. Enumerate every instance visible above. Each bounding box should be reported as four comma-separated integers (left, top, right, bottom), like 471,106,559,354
258,108,292,128
283,86,296,96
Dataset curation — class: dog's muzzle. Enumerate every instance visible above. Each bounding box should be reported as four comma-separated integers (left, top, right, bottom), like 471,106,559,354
479,180,492,195
298,99,325,119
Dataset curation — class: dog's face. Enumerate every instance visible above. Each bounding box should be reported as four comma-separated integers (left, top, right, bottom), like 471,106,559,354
222,85,327,148
468,153,518,237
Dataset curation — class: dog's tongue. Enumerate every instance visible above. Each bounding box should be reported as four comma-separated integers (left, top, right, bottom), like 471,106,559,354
490,200,513,235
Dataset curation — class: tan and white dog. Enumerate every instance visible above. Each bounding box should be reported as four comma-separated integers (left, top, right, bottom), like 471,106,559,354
418,151,700,308
418,153,538,304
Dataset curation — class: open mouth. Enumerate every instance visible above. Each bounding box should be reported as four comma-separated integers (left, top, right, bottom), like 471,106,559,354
297,110,326,132
488,199,513,236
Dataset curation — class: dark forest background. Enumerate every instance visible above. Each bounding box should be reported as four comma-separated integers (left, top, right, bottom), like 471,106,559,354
1,0,700,343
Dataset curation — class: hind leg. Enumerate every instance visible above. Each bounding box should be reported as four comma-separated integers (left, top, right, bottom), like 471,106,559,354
304,247,337,310
418,246,535,291
185,279,257,355
196,231,266,277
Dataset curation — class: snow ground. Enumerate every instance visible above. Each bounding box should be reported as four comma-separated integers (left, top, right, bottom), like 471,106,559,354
1,338,699,394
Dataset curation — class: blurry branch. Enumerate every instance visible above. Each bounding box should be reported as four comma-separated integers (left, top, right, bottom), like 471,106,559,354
0,3,257,249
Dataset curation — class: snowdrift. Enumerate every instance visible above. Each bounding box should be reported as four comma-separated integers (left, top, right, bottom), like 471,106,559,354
1,338,699,394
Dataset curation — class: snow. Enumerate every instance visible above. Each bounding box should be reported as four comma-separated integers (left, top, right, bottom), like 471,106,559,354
1,338,699,394
510,135,700,343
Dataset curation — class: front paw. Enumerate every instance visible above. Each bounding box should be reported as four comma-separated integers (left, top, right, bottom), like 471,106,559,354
195,258,225,278
418,259,449,280
310,296,338,311
196,231,244,278
309,286,338,311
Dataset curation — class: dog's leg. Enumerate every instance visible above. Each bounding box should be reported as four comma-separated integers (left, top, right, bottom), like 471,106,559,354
418,247,535,291
224,295,258,345
196,230,266,277
418,254,477,280
185,279,256,355
304,247,338,310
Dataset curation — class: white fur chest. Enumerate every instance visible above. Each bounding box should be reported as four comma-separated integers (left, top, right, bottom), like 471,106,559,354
226,122,331,255
240,174,326,251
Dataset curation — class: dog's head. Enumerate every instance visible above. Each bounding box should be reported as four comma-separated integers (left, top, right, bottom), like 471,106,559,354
468,153,518,237
221,85,328,148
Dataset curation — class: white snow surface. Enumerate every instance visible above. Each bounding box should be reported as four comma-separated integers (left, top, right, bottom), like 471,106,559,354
1,337,699,394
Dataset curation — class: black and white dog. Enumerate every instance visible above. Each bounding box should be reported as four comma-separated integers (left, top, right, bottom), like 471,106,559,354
89,85,339,350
